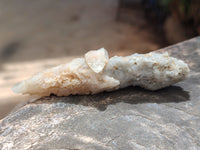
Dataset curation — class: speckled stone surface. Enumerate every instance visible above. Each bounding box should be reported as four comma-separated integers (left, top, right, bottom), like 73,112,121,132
0,37,200,150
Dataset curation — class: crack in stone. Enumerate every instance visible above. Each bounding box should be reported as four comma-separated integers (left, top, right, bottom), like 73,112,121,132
163,104,200,117
108,113,178,146
162,104,200,147
106,135,120,146
128,139,148,149
116,111,200,148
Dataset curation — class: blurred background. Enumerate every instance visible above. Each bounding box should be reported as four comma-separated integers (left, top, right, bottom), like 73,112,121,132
0,0,199,119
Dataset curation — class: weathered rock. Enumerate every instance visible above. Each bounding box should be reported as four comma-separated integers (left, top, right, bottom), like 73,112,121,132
1,37,200,150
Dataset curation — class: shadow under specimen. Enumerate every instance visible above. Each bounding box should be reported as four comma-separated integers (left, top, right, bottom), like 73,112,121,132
34,86,190,111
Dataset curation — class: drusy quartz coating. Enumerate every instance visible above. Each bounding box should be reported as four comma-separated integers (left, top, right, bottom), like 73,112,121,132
12,48,189,96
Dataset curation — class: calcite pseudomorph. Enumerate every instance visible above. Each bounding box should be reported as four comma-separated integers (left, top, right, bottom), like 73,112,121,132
12,48,189,96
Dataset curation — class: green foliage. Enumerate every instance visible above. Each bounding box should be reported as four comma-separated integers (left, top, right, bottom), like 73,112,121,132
157,0,200,26
158,0,171,7
157,0,171,13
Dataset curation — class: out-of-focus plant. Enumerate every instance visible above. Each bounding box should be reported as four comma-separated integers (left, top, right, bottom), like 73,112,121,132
170,0,200,34
157,0,171,13
142,0,171,22
144,0,200,34
171,0,194,21
156,0,200,23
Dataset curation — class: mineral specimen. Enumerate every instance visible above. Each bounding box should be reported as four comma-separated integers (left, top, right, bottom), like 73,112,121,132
12,48,189,96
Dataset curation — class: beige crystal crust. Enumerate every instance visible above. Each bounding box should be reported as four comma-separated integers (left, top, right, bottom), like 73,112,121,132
12,48,190,96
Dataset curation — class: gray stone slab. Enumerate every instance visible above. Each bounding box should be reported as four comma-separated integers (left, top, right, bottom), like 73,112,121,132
1,37,200,150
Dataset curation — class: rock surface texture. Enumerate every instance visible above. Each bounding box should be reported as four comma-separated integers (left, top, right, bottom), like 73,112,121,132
0,37,200,150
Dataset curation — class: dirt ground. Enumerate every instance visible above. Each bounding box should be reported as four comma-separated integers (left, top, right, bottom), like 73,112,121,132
0,0,162,119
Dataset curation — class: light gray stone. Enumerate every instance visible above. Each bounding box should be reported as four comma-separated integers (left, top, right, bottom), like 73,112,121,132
1,37,200,150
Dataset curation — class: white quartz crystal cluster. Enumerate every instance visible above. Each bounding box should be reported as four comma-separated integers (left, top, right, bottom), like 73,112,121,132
12,48,189,96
